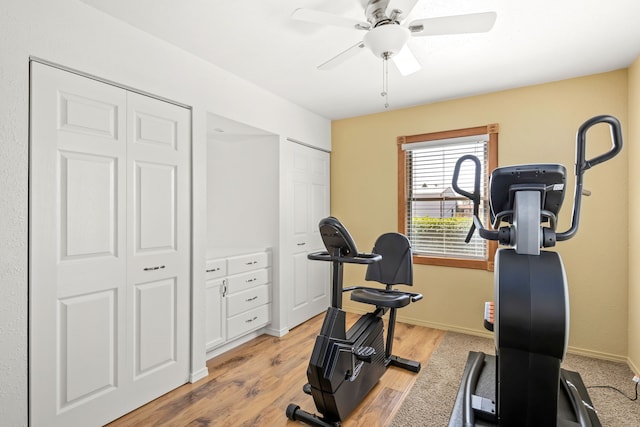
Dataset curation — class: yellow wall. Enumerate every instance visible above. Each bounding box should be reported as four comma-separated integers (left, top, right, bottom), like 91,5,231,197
628,56,640,374
332,70,629,360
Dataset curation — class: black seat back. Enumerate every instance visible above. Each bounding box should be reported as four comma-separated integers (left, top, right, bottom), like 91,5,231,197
365,233,413,288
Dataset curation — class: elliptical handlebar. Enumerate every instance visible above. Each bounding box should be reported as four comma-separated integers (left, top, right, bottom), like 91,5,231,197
452,115,623,244
556,115,623,241
452,155,501,243
576,115,624,172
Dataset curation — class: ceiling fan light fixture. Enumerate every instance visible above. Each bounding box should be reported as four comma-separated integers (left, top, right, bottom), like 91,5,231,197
363,24,410,58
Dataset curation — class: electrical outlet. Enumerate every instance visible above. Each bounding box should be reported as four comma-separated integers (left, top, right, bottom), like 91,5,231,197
633,375,640,383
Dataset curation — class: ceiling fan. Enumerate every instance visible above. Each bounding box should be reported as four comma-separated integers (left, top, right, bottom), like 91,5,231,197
291,0,497,76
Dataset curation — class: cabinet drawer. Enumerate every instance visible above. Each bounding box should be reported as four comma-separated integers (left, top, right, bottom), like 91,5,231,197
205,259,226,279
226,268,270,294
227,284,271,317
227,252,269,275
227,304,271,340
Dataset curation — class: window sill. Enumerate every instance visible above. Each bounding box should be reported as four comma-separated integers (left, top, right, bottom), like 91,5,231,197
413,254,494,271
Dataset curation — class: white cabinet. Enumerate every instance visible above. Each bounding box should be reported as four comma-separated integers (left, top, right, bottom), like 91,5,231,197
205,278,226,349
205,258,227,350
205,250,272,352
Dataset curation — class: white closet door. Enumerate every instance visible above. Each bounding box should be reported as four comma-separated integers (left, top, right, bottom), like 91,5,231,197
29,62,190,427
287,142,330,328
125,91,190,396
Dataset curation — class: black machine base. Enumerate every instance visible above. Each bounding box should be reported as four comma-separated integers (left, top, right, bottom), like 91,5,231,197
448,352,601,427
388,355,421,372
286,404,341,427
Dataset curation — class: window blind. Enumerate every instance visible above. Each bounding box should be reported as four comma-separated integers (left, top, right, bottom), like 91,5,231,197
403,137,489,260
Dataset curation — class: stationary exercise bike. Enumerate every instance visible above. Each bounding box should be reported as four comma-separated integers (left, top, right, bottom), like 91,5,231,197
448,115,623,427
286,217,423,427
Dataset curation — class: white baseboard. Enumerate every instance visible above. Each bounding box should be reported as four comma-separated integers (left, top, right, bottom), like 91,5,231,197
265,326,289,337
189,367,209,383
401,316,494,340
628,357,640,376
347,308,631,365
347,307,494,339
566,345,628,363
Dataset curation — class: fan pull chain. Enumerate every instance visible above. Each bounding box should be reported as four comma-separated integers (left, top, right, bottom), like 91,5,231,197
381,54,389,109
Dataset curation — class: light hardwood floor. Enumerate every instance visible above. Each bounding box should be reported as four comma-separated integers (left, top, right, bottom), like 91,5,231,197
107,312,445,427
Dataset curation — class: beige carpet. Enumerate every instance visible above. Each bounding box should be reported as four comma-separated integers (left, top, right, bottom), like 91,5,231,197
391,332,639,426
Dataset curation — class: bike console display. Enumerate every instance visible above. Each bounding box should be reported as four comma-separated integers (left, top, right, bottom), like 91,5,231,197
309,217,381,265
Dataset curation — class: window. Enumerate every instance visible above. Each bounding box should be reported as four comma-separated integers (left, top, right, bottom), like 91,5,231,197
398,124,498,271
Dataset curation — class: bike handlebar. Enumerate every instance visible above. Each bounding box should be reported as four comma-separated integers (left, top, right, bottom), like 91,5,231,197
307,251,382,264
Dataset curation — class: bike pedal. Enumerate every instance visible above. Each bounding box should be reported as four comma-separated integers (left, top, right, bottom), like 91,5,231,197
354,346,376,362
302,383,312,395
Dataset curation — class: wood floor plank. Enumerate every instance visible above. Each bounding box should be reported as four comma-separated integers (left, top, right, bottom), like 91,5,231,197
107,312,444,427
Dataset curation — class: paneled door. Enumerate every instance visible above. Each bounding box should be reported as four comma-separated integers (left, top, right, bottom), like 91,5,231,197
287,142,330,329
29,62,191,427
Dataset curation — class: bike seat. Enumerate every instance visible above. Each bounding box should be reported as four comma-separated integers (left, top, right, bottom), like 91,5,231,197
350,288,412,309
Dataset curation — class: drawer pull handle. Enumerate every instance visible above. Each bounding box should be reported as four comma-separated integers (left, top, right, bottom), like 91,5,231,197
245,261,258,265
246,296,258,302
297,242,306,246
206,267,220,273
245,316,258,323
144,265,165,271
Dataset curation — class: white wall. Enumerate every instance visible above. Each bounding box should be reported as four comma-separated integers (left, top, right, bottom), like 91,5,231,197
0,1,330,425
206,135,279,250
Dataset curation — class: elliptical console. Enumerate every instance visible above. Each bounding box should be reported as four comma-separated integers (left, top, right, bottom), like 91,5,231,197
448,115,623,427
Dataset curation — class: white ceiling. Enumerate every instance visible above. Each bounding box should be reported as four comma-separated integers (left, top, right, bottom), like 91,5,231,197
80,0,640,120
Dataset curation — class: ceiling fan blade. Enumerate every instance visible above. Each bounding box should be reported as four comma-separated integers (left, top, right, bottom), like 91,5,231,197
408,11,497,36
392,44,421,76
291,8,370,30
317,41,366,71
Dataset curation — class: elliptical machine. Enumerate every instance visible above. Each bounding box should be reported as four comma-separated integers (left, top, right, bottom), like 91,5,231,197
448,115,623,427
286,217,423,427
